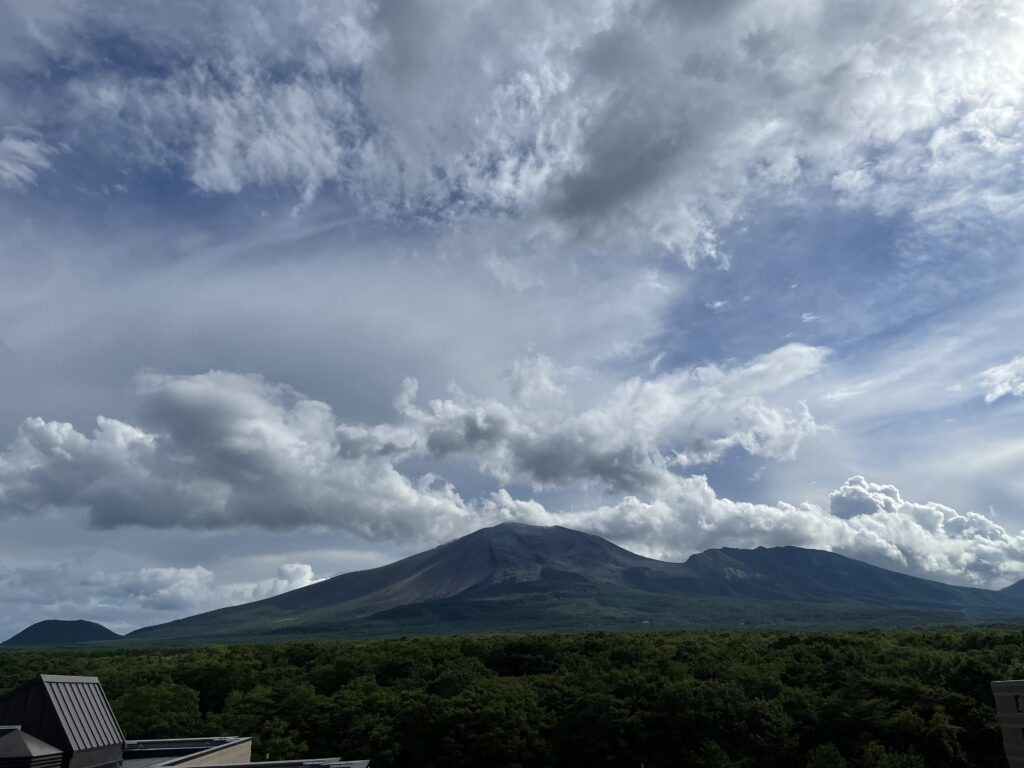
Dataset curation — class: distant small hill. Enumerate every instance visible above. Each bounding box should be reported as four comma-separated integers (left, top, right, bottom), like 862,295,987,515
2,619,121,646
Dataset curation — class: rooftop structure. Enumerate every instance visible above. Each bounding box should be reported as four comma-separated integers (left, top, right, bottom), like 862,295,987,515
0,676,123,768
122,738,252,768
0,677,367,768
992,680,1024,767
0,726,64,768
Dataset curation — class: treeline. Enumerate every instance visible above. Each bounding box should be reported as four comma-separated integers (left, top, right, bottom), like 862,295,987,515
1,628,1022,767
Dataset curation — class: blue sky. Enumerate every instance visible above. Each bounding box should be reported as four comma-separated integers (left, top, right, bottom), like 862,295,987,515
1,0,1023,636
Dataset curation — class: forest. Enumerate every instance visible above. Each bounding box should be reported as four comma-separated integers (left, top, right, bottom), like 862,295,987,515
1,628,1021,768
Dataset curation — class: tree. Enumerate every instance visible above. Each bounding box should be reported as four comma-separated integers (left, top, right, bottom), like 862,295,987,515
111,683,202,738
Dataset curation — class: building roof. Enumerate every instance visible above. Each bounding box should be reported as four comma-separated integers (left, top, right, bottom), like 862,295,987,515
0,729,63,759
122,737,252,768
36,677,124,753
0,675,124,768
3,675,368,768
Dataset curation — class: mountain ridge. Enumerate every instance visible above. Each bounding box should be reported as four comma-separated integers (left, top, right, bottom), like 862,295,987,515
124,523,1024,642
9,524,1024,645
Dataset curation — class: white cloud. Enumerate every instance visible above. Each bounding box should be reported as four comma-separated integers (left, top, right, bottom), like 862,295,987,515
6,0,1020,261
0,371,475,540
494,473,1024,588
0,131,57,189
0,346,823,534
0,561,216,616
112,566,217,611
826,476,1024,586
3,352,1024,588
250,562,322,599
980,355,1024,403
400,343,828,486
506,354,571,408
0,557,326,636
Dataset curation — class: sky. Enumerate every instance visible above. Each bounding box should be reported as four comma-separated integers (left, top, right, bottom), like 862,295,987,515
1,0,1023,637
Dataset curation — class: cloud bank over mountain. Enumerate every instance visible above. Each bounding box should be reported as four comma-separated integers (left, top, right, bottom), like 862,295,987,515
3,358,1022,589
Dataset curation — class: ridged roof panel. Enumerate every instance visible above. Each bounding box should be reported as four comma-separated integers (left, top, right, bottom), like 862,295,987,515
39,677,123,752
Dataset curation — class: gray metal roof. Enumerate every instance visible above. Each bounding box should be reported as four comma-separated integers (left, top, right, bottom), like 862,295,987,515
37,677,123,753
0,729,63,759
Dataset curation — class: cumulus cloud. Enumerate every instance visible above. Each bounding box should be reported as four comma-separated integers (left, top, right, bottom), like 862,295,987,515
506,354,572,408
0,561,217,616
980,356,1024,403
250,563,323,599
497,474,1024,588
0,370,475,539
5,0,1022,260
113,566,217,611
403,343,828,487
0,346,823,533
826,476,1024,586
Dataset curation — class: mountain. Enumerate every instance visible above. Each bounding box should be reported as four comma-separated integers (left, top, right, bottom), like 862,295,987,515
2,619,121,647
1001,579,1024,596
678,546,1017,608
125,523,1024,643
129,523,672,641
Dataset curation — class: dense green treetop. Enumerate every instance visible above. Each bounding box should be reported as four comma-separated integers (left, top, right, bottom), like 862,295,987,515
1,628,1021,768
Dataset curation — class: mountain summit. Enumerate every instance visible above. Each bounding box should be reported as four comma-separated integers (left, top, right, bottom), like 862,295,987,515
129,522,672,641
121,523,1024,642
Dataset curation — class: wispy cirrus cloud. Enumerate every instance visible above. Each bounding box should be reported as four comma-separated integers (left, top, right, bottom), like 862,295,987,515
0,131,57,189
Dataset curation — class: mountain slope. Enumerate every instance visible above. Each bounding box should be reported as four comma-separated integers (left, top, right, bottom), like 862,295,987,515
2,619,121,646
126,523,1024,642
128,523,677,641
678,546,1017,609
